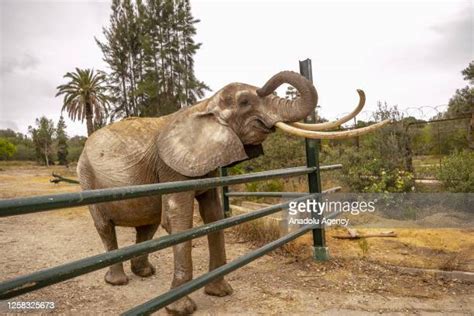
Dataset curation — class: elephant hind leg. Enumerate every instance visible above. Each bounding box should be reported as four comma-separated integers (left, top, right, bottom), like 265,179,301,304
131,224,159,277
92,212,129,286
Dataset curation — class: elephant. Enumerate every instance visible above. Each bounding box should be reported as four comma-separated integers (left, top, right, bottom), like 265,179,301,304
77,71,389,314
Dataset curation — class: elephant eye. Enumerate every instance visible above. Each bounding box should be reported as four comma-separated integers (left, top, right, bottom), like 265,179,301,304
239,99,250,107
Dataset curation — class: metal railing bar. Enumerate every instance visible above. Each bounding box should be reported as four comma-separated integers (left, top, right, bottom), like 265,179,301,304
225,186,342,198
123,209,342,315
121,210,343,315
0,194,316,299
122,225,313,316
0,166,326,217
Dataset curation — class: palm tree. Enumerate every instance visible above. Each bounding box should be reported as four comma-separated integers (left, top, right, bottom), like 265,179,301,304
56,68,110,136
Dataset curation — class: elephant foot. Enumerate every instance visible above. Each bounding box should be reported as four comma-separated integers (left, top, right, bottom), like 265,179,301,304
165,296,197,315
105,270,129,286
131,261,156,278
204,278,233,297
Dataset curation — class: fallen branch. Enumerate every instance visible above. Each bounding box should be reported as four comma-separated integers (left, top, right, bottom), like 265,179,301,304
50,173,80,184
333,228,397,239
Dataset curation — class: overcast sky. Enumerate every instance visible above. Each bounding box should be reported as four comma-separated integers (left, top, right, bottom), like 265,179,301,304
0,0,472,136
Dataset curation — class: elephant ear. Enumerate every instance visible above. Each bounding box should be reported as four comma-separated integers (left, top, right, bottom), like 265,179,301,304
157,112,248,177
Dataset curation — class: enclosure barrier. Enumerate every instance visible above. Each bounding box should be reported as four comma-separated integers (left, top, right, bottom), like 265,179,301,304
0,165,341,217
225,185,342,198
0,59,343,315
0,164,341,314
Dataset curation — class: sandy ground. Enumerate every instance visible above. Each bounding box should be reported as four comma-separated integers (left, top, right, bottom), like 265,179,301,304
0,163,473,315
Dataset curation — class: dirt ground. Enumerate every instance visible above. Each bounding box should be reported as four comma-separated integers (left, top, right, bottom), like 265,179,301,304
0,163,473,315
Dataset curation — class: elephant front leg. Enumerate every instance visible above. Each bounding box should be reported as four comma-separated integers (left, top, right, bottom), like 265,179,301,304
197,189,233,297
164,192,197,315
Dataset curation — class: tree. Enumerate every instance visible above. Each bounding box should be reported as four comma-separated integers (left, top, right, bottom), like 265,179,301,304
97,0,208,119
0,138,16,160
462,61,474,84
446,61,474,149
446,86,473,118
29,117,56,166
446,61,473,117
56,68,110,136
96,0,137,119
56,116,69,165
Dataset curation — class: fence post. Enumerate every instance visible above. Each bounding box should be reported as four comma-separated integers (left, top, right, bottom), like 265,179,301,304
299,59,329,261
220,167,231,217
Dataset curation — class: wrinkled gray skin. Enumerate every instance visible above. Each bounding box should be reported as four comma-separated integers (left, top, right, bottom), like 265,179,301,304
77,71,317,314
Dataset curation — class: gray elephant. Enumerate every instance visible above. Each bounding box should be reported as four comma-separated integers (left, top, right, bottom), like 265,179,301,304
77,71,388,314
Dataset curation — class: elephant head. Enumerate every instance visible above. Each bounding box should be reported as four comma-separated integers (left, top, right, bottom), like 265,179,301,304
157,71,390,177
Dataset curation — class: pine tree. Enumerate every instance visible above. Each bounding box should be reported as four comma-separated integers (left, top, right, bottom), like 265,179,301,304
179,0,208,106
96,0,132,120
97,0,208,119
56,116,69,165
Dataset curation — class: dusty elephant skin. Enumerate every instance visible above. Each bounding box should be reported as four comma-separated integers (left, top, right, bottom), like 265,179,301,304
77,71,319,314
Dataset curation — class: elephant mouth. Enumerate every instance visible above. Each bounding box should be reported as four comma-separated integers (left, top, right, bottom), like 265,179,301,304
254,118,275,134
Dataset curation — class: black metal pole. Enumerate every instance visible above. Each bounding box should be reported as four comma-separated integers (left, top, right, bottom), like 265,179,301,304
299,58,329,261
219,167,231,217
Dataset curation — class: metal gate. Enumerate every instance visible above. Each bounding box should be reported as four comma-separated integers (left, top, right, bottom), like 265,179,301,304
0,59,341,315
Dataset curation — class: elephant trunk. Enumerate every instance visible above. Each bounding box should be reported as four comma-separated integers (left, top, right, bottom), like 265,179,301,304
257,71,318,123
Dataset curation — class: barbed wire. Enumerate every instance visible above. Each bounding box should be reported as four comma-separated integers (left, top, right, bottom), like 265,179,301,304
318,104,454,125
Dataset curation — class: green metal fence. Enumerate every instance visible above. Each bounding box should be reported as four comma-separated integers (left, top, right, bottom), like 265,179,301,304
0,59,343,315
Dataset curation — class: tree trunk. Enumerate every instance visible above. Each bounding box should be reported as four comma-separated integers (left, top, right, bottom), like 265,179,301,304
85,103,94,136
44,143,49,167
120,72,130,117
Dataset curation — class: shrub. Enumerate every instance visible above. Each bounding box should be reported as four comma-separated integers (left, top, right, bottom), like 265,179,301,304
0,138,16,160
337,146,414,193
438,150,474,192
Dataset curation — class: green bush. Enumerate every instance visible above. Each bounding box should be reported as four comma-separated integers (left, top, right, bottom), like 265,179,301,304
337,146,414,193
0,138,16,160
438,150,474,192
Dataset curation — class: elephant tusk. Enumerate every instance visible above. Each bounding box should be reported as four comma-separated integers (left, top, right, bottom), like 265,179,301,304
290,89,366,131
275,119,392,139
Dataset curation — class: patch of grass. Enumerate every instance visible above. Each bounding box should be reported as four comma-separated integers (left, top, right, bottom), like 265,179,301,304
231,217,281,246
358,238,369,257
439,246,474,271
0,160,37,168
